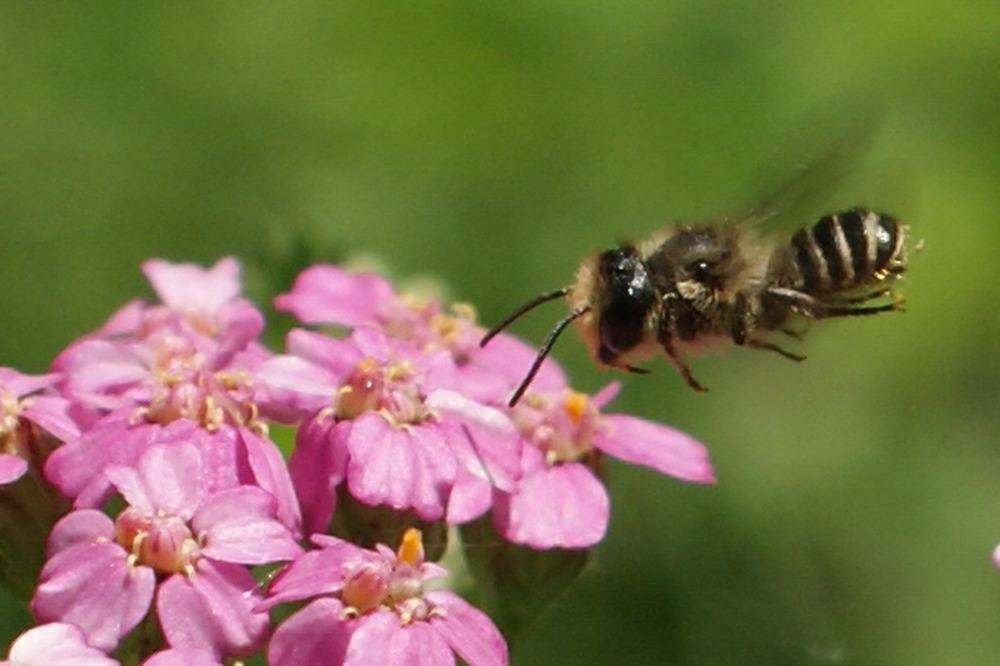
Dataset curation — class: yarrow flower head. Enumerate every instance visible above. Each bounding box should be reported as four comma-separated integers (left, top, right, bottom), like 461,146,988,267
263,528,508,666
260,267,524,535
44,257,301,535
0,368,78,485
0,368,79,598
31,442,302,658
490,378,715,549
0,256,720,664
0,622,118,666
1,623,225,666
273,263,516,401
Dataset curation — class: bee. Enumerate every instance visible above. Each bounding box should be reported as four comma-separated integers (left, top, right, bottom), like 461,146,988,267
481,202,910,407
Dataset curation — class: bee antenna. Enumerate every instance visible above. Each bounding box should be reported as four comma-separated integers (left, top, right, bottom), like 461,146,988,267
479,287,571,347
507,304,590,407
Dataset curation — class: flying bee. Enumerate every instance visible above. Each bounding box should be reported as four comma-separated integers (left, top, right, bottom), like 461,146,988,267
481,204,910,407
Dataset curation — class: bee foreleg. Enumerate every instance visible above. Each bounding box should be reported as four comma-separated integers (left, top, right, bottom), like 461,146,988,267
658,332,708,392
660,295,709,392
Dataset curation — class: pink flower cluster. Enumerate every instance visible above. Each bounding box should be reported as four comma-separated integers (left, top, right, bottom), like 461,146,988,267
0,258,716,665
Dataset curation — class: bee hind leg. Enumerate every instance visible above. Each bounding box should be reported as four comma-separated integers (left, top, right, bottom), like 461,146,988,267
746,338,806,362
818,299,905,317
780,325,807,340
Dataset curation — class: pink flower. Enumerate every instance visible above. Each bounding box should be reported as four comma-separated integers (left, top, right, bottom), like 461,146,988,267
274,263,398,329
91,257,266,362
141,648,222,666
259,326,520,534
32,443,301,658
0,368,79,484
492,382,715,549
45,258,301,535
264,529,508,666
1,622,118,666
273,264,513,403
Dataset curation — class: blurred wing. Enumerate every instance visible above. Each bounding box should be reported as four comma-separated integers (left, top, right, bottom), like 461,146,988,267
730,100,883,232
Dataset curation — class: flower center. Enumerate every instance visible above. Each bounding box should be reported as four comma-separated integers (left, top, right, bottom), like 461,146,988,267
0,390,27,456
114,507,201,576
426,303,479,362
338,528,441,624
341,561,390,613
380,295,435,341
143,336,262,432
335,358,430,428
515,390,604,465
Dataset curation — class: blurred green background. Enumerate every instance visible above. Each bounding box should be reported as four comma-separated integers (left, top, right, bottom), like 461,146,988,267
1,2,998,664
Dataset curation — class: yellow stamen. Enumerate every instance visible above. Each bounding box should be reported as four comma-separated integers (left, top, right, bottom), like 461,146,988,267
357,357,381,374
385,361,413,382
396,528,424,566
563,391,589,423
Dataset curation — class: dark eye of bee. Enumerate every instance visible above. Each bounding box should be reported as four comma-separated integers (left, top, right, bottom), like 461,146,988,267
687,259,712,283
597,248,654,362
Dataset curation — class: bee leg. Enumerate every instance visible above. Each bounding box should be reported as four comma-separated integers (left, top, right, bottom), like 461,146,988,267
729,290,756,346
815,302,903,317
660,295,709,392
764,286,823,318
659,335,708,392
625,365,650,375
780,324,807,339
828,289,894,305
746,338,806,362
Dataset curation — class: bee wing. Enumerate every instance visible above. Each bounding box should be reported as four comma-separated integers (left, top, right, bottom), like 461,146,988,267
731,104,882,232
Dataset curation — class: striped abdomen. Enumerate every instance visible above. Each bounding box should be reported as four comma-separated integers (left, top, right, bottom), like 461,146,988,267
790,208,906,295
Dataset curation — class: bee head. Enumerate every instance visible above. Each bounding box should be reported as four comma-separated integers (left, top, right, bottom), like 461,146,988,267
594,247,655,363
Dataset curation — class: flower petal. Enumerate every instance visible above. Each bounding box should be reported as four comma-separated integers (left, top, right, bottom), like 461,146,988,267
142,647,224,666
51,339,150,412
46,509,115,556
595,414,715,483
6,622,118,665
345,611,453,666
346,415,456,521
268,598,353,666
285,327,363,376
493,462,609,549
0,455,27,484
32,541,155,653
238,428,303,537
255,354,340,421
44,414,161,505
142,257,242,313
19,394,81,443
262,538,369,609
425,390,521,492
105,443,205,517
194,487,303,564
157,559,268,659
274,264,394,327
289,417,349,536
472,331,568,396
427,590,508,666
446,469,493,524
0,367,59,397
